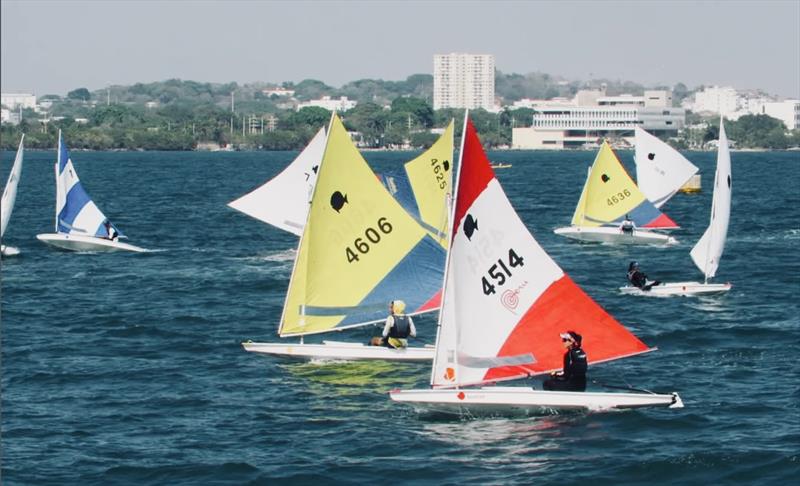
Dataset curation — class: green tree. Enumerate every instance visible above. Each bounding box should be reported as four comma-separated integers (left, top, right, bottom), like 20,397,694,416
67,88,91,101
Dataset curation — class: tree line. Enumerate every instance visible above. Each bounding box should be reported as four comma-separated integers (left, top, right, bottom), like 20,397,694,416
2,77,798,151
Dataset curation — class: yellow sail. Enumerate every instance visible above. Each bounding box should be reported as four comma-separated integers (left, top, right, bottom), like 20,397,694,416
403,121,454,247
571,142,663,228
279,114,445,336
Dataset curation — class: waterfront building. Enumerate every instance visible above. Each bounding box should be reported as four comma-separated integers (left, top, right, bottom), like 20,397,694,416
512,89,684,149
296,96,357,112
433,53,496,111
262,87,295,97
1,93,36,110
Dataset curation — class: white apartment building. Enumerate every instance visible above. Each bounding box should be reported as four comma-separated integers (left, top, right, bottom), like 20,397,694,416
263,87,295,97
761,100,800,129
296,96,357,112
433,53,495,111
1,93,36,110
512,90,684,149
690,86,739,117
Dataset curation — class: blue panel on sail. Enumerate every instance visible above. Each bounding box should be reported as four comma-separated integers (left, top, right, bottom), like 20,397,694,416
58,183,92,233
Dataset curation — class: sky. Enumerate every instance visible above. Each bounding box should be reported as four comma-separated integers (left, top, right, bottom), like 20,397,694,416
2,0,799,98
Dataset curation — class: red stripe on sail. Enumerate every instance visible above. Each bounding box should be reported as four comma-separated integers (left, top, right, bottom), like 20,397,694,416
453,119,495,240
484,275,651,382
643,212,679,229
415,288,442,313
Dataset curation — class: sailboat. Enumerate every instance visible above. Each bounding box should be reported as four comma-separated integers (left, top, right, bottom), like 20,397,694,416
36,131,146,253
634,127,699,208
390,114,682,414
554,141,679,245
1,135,25,257
621,121,732,297
242,113,450,361
228,126,327,236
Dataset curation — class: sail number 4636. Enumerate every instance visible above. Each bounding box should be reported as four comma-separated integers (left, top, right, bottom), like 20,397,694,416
482,248,525,295
346,217,393,263
607,189,632,206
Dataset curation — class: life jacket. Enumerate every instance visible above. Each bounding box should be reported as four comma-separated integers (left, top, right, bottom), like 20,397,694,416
567,347,588,377
388,315,410,338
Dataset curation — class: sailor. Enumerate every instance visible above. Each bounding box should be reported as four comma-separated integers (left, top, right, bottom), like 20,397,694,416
627,261,660,291
620,214,636,235
103,220,119,242
543,331,588,392
371,300,416,349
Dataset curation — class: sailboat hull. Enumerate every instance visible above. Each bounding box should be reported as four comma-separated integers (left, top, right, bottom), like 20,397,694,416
390,387,683,415
242,340,435,362
36,233,146,253
554,226,677,245
1,244,21,257
620,281,731,297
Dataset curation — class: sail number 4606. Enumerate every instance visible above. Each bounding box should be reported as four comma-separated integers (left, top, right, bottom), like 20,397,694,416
607,189,632,206
346,217,393,263
482,248,525,295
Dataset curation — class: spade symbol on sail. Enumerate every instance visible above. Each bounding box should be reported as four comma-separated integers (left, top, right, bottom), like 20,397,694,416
463,214,478,240
442,160,450,171
648,153,656,160
601,174,610,183
330,191,348,212
312,165,319,174
727,175,731,188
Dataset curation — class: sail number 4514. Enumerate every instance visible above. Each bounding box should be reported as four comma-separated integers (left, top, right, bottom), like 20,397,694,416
607,189,632,206
346,217,393,263
482,248,525,295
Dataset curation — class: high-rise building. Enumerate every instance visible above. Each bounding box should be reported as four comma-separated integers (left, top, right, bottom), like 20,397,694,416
433,53,495,111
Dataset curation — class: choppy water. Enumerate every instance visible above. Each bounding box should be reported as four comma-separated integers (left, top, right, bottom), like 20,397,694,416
2,147,798,485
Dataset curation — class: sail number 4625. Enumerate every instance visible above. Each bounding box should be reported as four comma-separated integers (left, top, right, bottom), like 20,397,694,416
482,248,525,295
431,158,448,189
346,217,393,263
607,189,632,206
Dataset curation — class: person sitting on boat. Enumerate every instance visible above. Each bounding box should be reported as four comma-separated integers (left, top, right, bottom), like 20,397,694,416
543,331,587,392
627,261,660,291
370,300,416,349
103,220,119,242
619,215,636,235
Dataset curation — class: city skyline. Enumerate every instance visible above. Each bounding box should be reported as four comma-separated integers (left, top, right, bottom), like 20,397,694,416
2,0,799,99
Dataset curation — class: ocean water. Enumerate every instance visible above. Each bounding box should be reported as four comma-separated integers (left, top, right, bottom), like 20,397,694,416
1,147,798,485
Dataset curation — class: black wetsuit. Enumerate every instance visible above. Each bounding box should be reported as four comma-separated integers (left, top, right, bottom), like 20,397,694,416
628,269,659,291
627,269,648,289
543,347,588,391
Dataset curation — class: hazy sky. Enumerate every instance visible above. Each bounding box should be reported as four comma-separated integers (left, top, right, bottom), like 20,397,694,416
2,0,799,98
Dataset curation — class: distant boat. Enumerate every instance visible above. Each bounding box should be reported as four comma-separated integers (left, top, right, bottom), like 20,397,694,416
554,142,678,245
490,162,512,169
1,135,24,257
634,127,699,208
36,131,146,253
622,120,732,297
390,112,683,415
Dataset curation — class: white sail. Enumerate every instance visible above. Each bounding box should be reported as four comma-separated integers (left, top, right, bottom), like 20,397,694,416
634,127,699,208
228,127,326,235
690,121,731,280
1,135,24,238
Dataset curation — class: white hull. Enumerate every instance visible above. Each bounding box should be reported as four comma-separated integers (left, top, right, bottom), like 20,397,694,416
242,340,435,362
554,226,677,245
36,233,146,253
1,244,20,257
390,386,683,416
620,281,731,297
